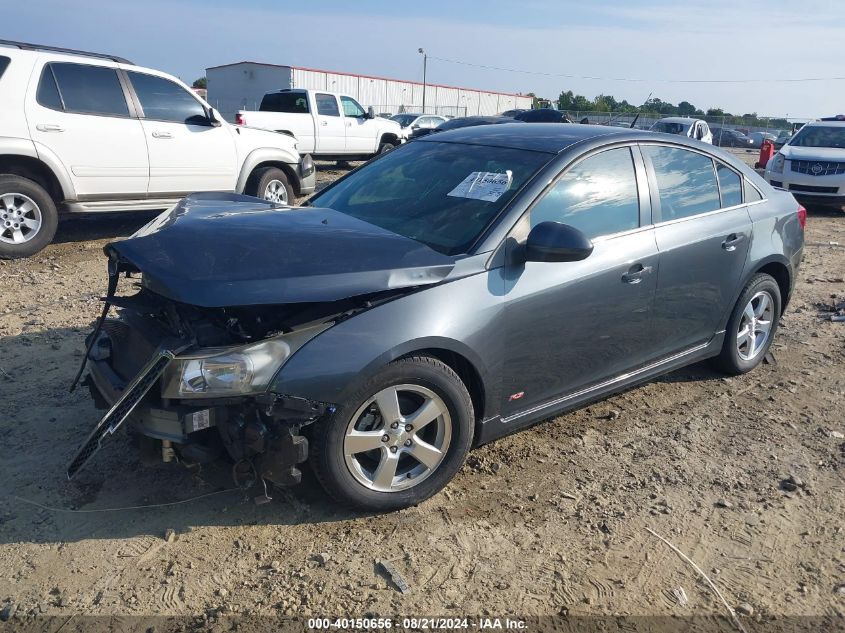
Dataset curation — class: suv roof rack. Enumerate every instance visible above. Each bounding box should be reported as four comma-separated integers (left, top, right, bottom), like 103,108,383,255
0,39,132,65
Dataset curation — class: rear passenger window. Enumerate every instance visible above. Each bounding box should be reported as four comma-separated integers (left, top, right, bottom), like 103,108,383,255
644,146,720,221
36,66,63,110
128,72,206,123
530,147,640,239
745,179,763,202
0,56,10,80
716,164,743,207
43,63,129,117
315,93,340,116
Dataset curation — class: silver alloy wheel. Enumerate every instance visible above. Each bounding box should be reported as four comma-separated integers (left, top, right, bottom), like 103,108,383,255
0,193,42,245
263,179,289,204
736,290,774,361
343,384,452,492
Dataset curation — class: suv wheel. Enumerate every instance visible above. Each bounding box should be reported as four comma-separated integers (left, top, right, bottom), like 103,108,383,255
249,167,294,205
378,141,397,155
310,355,474,511
0,175,58,259
712,273,781,375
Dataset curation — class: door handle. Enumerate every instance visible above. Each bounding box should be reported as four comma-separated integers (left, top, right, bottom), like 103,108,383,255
151,131,173,139
622,263,653,284
320,121,328,126
721,233,746,251
36,124,64,132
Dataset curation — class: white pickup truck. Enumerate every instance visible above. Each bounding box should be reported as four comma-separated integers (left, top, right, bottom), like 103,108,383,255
236,89,408,160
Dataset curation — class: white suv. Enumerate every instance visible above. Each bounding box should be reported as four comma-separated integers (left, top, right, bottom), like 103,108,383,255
0,40,316,258
764,119,845,208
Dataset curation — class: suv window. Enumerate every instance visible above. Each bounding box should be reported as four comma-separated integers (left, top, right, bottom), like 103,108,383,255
128,72,206,123
530,147,640,239
644,145,720,221
716,163,743,207
316,93,340,117
36,66,63,110
40,63,129,117
340,96,366,117
260,91,309,113
0,56,9,80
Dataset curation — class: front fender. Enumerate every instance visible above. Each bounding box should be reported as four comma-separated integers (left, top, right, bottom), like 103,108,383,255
269,271,504,418
236,147,302,193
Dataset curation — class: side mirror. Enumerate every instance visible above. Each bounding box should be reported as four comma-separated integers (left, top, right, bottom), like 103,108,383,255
207,107,222,127
524,221,593,263
367,106,376,119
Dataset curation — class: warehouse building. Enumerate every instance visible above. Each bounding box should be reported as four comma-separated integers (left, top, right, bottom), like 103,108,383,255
206,61,532,122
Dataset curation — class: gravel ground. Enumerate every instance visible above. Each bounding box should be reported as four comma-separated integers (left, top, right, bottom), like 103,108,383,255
0,163,843,629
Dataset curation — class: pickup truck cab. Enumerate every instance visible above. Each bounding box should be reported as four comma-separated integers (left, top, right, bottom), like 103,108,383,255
0,40,315,259
237,89,407,160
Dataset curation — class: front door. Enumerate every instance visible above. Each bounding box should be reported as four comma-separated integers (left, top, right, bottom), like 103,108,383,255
642,144,752,355
126,70,237,195
502,146,659,417
314,93,346,154
340,96,376,154
27,61,148,197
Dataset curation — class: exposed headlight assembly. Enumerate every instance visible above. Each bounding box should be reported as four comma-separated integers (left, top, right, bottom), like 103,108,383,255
769,153,785,174
161,323,330,399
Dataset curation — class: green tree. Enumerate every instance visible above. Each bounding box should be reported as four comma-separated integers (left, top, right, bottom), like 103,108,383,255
192,77,207,90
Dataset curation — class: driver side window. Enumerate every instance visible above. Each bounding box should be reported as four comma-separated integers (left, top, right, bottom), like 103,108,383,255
530,147,640,239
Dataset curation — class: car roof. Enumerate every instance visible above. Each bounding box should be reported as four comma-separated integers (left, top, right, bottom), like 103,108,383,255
804,120,845,127
419,122,647,153
656,117,699,123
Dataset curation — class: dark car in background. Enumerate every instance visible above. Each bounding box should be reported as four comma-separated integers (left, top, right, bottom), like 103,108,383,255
712,127,755,148
410,115,523,138
514,108,573,123
74,124,805,512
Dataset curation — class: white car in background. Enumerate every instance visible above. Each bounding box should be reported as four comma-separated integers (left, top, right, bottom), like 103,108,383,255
651,117,713,144
0,40,314,259
236,89,408,160
764,119,845,207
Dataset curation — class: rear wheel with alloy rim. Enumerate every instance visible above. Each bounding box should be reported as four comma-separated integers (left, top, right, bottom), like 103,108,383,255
0,175,58,259
713,273,781,374
310,356,474,511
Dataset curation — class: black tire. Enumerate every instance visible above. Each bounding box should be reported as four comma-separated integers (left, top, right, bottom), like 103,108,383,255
0,175,58,259
310,355,474,512
247,167,295,205
378,141,397,155
712,273,781,375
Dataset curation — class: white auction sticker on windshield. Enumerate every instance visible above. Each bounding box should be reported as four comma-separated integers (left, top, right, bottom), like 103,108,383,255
447,171,513,202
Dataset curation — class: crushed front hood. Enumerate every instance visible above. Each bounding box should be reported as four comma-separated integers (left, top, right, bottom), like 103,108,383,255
107,193,456,307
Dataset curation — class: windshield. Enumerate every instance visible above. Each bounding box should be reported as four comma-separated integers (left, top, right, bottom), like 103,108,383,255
308,141,552,255
652,122,686,135
788,126,845,149
390,114,418,127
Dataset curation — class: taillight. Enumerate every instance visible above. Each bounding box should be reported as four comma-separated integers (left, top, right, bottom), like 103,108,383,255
235,112,245,126
797,205,807,230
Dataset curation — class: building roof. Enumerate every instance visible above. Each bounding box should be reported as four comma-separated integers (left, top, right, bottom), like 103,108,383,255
205,60,528,99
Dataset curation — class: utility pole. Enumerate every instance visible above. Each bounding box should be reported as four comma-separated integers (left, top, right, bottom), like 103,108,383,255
418,48,427,113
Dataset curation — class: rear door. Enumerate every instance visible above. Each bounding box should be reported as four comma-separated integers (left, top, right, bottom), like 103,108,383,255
258,90,315,153
125,70,237,195
27,61,148,196
642,144,752,356
501,146,660,417
314,93,346,153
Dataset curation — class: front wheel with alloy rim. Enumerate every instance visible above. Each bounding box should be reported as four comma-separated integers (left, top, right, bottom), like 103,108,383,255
712,273,782,375
0,175,58,259
310,355,474,511
248,167,295,206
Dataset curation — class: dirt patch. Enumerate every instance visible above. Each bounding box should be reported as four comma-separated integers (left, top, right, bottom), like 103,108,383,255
0,178,843,625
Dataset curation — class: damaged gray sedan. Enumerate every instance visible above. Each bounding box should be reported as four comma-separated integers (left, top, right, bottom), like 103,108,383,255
72,124,805,511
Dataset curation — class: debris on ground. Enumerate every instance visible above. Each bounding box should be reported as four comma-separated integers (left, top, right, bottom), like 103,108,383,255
375,559,410,594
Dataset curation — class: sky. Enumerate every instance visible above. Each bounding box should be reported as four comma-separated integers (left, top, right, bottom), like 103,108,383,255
4,0,844,118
